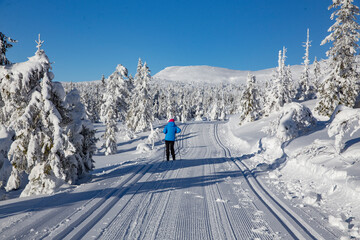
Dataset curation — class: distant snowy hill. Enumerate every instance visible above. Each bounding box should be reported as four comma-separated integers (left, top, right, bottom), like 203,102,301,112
153,65,305,85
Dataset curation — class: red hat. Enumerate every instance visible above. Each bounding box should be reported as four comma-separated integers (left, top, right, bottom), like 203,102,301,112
169,119,175,122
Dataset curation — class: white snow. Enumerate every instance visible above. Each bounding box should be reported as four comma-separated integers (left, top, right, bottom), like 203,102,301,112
219,99,360,239
153,65,305,85
0,114,355,239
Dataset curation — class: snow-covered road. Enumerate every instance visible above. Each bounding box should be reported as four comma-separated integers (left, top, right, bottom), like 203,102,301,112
0,122,340,239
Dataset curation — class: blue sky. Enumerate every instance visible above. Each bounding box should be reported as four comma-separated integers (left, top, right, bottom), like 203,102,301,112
1,0,333,82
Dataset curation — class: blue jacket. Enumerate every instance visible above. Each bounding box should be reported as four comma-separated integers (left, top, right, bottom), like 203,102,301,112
163,122,181,141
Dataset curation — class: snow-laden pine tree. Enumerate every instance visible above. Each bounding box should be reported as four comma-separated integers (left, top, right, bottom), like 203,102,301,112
179,90,190,123
126,59,154,132
313,56,322,93
165,87,176,120
239,73,262,125
264,47,293,115
0,32,17,66
101,74,106,86
218,87,227,120
101,82,118,155
5,53,76,196
315,0,360,116
5,36,96,196
64,88,97,179
194,87,205,121
209,93,220,121
296,29,316,100
101,64,130,122
83,82,102,123
282,48,295,100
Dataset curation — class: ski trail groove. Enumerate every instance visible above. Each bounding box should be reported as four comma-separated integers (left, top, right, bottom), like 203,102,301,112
43,124,182,240
0,162,142,240
57,123,187,240
89,124,189,239
46,163,156,240
199,124,237,239
207,124,275,240
213,123,325,240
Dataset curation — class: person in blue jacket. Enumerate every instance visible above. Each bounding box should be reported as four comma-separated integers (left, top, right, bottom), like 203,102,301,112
163,119,181,161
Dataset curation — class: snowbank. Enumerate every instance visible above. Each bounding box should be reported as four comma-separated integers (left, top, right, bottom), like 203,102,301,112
222,102,360,238
263,102,317,142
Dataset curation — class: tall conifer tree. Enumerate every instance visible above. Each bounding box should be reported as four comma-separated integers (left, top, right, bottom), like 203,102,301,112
315,0,360,116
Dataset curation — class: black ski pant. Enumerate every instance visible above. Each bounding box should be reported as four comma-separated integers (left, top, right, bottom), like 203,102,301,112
165,140,175,160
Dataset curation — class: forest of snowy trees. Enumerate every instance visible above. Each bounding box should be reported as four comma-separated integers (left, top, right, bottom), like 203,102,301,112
1,0,360,197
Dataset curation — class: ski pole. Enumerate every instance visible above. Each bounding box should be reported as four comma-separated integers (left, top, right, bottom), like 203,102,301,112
163,140,166,161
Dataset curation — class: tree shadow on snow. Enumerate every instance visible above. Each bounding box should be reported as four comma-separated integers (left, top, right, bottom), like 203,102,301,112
343,137,360,153
0,157,244,219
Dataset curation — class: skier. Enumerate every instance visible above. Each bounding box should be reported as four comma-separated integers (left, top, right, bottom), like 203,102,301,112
163,119,181,161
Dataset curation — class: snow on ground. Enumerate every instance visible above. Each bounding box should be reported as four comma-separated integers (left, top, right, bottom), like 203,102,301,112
0,119,340,239
0,106,358,239
219,99,360,239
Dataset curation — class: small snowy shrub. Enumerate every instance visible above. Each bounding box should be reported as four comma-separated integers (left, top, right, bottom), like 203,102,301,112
328,106,360,153
264,103,317,142
136,143,151,153
145,125,161,149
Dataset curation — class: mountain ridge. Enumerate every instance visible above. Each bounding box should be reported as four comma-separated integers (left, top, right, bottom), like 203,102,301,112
153,64,305,85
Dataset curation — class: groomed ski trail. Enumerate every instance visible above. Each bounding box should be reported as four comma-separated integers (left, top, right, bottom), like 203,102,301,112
0,122,340,239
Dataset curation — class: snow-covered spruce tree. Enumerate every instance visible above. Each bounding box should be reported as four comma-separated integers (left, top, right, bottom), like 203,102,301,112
218,87,227,121
156,88,168,120
6,69,77,196
165,87,177,120
101,64,130,122
264,48,293,115
209,92,220,121
64,88,97,178
0,32,17,66
101,81,119,155
72,81,104,123
296,29,316,100
126,59,154,132
101,74,106,86
86,82,102,123
151,85,162,120
194,87,205,121
103,106,118,156
0,34,51,190
5,36,92,196
282,48,295,100
179,90,189,122
315,0,360,116
239,73,262,125
313,56,322,93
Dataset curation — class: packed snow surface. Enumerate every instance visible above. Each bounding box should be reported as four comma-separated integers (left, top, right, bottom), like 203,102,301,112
0,116,354,239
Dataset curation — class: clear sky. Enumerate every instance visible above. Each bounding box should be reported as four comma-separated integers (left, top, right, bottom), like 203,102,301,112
1,0,334,82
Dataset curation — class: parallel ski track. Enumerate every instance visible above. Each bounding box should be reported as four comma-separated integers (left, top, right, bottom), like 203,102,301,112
97,124,190,239
205,123,275,240
0,162,145,239
172,123,213,240
26,124,186,240
51,123,189,240
213,123,325,240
